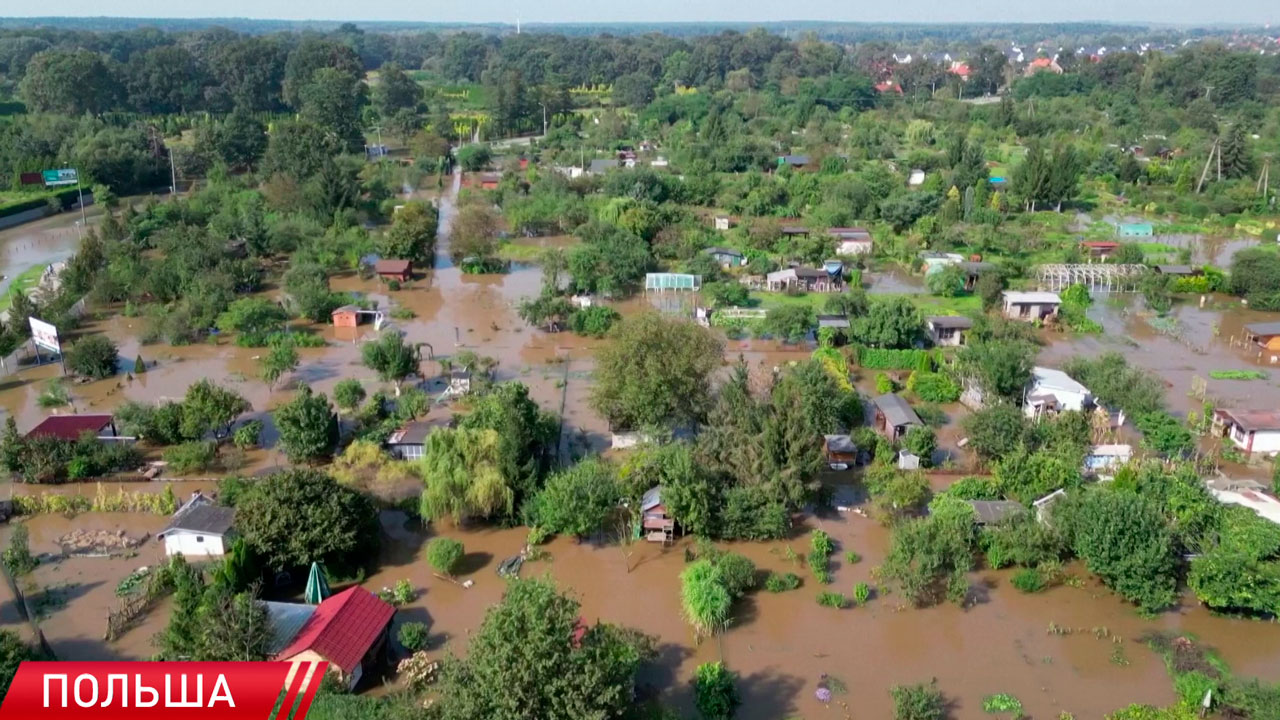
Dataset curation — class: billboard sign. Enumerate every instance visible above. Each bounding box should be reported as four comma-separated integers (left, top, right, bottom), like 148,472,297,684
42,168,78,187
29,317,60,353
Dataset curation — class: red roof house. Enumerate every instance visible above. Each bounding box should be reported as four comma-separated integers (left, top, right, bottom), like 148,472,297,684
374,259,412,283
26,414,117,441
875,80,903,95
274,587,395,689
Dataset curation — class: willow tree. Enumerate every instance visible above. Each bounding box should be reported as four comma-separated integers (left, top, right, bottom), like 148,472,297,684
419,428,514,523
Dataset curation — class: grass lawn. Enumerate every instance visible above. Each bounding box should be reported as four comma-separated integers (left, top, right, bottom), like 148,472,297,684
0,265,46,314
498,242,551,262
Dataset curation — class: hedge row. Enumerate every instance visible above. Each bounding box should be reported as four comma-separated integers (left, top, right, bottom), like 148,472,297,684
850,346,935,371
0,188,83,220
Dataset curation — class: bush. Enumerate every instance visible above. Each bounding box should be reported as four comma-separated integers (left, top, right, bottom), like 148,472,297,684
982,693,1025,716
392,579,414,605
875,372,896,394
693,662,740,720
232,420,263,450
810,530,835,557
66,335,119,379
713,552,757,598
891,681,946,720
853,581,871,606
397,621,430,652
426,538,464,576
903,426,937,467
2,525,37,576
907,371,961,403
568,306,621,337
844,551,861,564
162,441,218,474
764,572,801,592
333,379,366,411
1009,567,1047,593
816,592,847,608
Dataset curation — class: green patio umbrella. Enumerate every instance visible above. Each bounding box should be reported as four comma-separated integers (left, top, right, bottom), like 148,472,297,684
304,562,331,605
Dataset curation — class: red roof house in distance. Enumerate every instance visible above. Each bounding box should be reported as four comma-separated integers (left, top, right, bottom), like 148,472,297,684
875,80,903,95
374,259,412,284
274,586,395,689
948,62,971,79
26,414,117,441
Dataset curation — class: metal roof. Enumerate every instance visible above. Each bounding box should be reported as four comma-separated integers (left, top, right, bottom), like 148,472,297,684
926,316,974,330
1003,291,1061,304
159,495,235,537
374,259,411,274
25,414,114,441
873,394,922,428
641,486,663,511
1215,408,1280,433
824,434,856,453
817,315,851,329
1030,367,1090,396
387,418,451,446
264,601,318,655
966,500,1027,525
1245,322,1280,337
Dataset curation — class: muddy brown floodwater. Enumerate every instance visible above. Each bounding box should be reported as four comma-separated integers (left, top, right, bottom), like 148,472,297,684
3,175,1279,717
368,506,1280,720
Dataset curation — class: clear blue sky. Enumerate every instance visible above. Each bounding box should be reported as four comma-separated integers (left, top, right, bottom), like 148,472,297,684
1,1,1274,26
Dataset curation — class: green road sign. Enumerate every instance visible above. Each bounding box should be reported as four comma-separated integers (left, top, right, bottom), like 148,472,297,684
42,168,78,187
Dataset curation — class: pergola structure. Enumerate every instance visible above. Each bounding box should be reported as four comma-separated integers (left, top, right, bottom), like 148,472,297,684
1037,264,1148,293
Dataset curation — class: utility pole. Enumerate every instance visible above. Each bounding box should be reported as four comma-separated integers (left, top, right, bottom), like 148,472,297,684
541,103,548,137
73,166,86,239
1196,139,1219,194
168,147,178,197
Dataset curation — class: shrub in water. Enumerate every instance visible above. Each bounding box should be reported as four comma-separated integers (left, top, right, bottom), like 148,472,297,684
816,592,847,608
397,621,430,651
1010,567,1046,593
764,572,801,593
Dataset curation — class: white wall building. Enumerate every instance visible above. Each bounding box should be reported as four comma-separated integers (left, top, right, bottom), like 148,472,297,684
157,492,235,558
1024,367,1093,420
1212,409,1280,455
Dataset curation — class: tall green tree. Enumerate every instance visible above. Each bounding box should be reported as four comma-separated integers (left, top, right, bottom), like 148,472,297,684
361,331,419,395
378,201,438,264
272,385,338,463
534,458,619,538
235,468,379,574
1055,489,1177,611
590,313,723,431
299,67,367,153
434,578,654,720
19,49,122,114
374,61,423,118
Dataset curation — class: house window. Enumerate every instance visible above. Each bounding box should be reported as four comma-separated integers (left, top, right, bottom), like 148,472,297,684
403,446,424,460
196,536,204,543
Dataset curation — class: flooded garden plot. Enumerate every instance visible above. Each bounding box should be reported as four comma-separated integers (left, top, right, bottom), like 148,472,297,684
1,173,1277,719
366,505,1280,720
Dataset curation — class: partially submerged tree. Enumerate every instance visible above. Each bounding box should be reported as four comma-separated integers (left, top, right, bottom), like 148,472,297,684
361,330,419,396
235,468,379,575
590,313,723,431
272,385,338,463
433,578,654,720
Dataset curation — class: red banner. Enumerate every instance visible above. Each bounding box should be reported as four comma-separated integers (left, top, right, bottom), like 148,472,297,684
0,661,328,720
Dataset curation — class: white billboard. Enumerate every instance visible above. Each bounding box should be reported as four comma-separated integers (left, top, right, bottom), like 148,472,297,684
29,318,60,353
